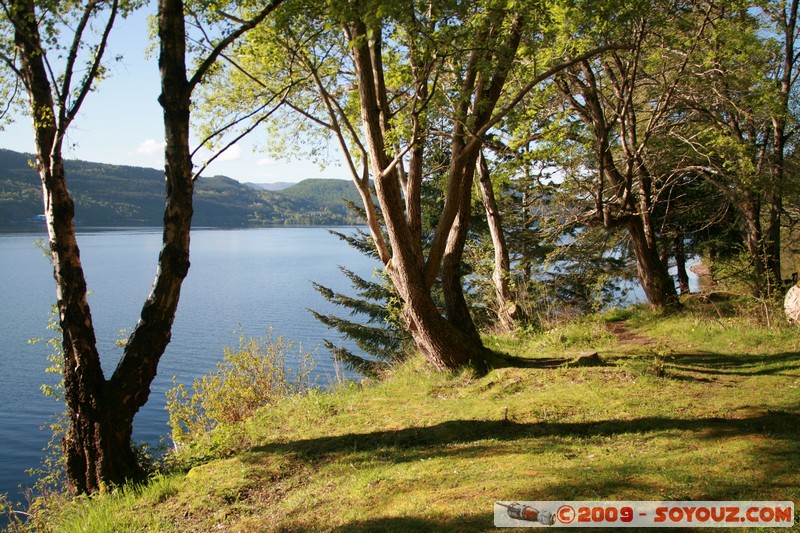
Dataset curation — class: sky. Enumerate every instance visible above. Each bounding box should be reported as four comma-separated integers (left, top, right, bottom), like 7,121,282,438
1,8,348,185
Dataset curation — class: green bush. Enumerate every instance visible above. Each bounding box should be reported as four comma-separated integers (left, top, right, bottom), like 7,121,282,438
166,333,315,446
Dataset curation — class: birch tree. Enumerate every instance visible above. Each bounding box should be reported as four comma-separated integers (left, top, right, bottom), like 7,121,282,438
1,0,281,493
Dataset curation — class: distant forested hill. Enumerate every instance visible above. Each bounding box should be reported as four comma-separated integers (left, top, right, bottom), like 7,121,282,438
0,149,363,227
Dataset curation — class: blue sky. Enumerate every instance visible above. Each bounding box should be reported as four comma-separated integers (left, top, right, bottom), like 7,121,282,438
1,7,347,184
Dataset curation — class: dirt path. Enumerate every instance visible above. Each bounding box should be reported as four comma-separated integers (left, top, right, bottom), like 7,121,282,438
605,320,655,346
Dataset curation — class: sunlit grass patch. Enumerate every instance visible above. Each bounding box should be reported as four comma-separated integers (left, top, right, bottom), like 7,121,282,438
33,474,182,533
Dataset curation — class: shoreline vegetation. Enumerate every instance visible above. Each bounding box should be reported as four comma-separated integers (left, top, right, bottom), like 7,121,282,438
4,299,798,531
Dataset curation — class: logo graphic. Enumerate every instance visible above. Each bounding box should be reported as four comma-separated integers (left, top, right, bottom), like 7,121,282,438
494,500,794,528
496,502,556,525
556,505,575,524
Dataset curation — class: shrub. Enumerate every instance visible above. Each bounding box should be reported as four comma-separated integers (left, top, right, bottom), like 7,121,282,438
166,333,314,445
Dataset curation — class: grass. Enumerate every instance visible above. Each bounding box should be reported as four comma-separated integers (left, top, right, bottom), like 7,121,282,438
17,305,800,532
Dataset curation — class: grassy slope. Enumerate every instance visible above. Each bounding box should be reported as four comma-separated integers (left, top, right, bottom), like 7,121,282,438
35,307,800,532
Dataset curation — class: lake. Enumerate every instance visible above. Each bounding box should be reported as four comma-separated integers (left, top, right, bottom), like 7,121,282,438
0,227,379,503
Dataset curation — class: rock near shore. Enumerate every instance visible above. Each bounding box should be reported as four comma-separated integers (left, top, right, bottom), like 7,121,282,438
784,285,800,322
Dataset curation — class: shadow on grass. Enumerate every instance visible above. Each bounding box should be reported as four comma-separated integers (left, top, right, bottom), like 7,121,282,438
246,411,800,463
491,354,569,369
668,351,800,377
491,347,800,376
491,352,612,369
331,513,491,532
246,414,799,528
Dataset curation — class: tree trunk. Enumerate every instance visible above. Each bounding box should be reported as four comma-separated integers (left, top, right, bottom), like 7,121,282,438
346,19,494,372
477,152,523,330
765,0,798,289
63,0,195,494
766,190,782,286
63,383,140,494
12,0,285,493
674,234,691,295
441,153,482,343
627,219,680,310
11,0,197,493
766,112,786,291
9,0,137,493
742,191,768,297
442,207,482,343
42,153,142,493
396,274,490,374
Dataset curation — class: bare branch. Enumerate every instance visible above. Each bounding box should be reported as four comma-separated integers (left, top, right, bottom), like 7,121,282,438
285,100,334,130
60,0,103,115
191,97,285,181
0,49,24,81
216,10,246,25
190,83,292,161
378,133,416,180
63,0,119,132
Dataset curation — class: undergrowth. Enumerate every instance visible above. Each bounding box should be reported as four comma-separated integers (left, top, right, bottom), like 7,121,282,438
165,332,316,467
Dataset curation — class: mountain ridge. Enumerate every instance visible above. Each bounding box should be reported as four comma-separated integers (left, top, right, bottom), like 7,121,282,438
243,181,294,191
0,149,363,227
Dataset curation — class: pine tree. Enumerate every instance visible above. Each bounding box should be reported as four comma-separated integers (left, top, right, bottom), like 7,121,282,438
311,229,412,378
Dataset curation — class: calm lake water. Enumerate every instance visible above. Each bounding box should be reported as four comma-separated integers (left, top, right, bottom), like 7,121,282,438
0,227,378,502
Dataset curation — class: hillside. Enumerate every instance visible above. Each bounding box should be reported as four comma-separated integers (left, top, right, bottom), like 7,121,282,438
0,149,362,227
14,305,800,531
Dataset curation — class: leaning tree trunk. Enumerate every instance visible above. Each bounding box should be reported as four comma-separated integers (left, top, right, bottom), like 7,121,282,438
441,154,482,344
442,208,482,343
10,0,137,493
626,219,680,310
477,152,525,330
347,19,495,372
372,154,491,372
44,154,139,493
394,271,491,374
26,74,145,496
438,14,524,343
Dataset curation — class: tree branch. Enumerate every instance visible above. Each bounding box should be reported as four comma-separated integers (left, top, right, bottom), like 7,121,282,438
63,0,119,131
463,43,634,159
187,0,283,93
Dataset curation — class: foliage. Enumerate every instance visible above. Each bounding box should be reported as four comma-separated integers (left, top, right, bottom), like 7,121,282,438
700,249,788,326
311,267,412,378
1,0,798,521
165,332,315,447
25,311,68,498
465,164,635,324
538,226,633,316
0,492,27,532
